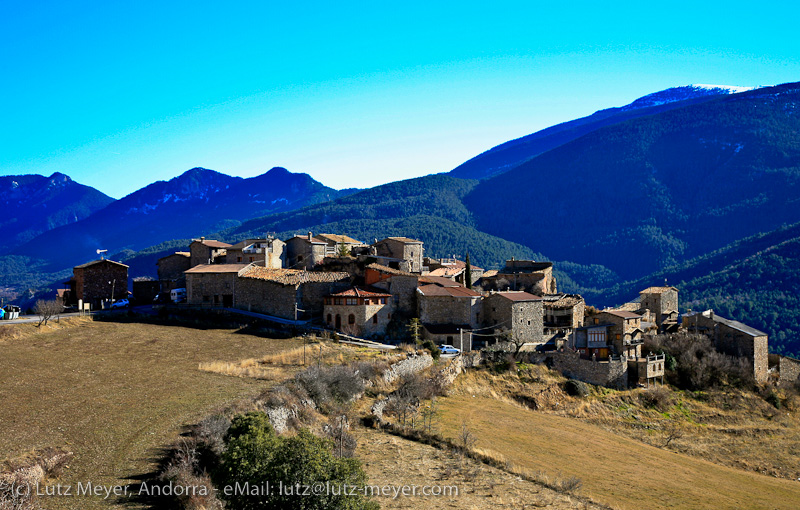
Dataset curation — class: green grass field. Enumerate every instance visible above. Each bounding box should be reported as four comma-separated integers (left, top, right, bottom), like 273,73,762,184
0,318,300,510
437,394,800,510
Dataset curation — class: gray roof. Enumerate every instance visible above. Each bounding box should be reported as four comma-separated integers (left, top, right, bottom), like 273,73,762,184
712,314,768,337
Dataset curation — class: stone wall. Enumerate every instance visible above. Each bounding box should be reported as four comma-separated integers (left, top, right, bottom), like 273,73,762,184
235,277,297,319
299,281,352,317
74,262,129,308
483,294,543,345
186,272,237,306
419,294,481,327
382,352,434,384
157,254,191,292
528,351,628,389
372,275,419,317
324,301,391,337
779,356,800,387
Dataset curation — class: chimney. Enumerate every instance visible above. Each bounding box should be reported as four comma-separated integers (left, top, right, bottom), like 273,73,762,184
200,236,205,242
307,232,312,241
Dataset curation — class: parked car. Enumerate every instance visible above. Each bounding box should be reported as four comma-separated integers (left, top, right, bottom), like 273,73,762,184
170,288,187,303
109,299,130,309
439,344,461,355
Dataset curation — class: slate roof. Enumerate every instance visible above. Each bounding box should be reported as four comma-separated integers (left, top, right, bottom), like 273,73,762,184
287,234,327,244
185,263,249,274
418,276,462,288
74,259,129,269
378,236,423,244
640,286,679,294
241,266,350,285
705,311,768,337
602,310,642,320
417,285,481,297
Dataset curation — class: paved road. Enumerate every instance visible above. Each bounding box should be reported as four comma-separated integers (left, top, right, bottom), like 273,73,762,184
0,312,85,325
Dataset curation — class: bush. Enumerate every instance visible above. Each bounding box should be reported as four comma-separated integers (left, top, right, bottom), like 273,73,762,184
564,379,589,398
295,365,365,411
421,340,440,360
639,386,673,412
764,391,782,409
216,412,378,510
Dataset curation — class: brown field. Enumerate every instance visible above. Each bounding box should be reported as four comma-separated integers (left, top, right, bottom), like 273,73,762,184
436,391,800,510
0,318,300,510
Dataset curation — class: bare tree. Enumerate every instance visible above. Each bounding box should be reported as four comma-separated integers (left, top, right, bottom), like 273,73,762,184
35,298,63,327
457,420,477,459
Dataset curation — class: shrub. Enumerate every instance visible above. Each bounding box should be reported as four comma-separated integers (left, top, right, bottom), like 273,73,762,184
564,379,589,398
764,391,782,409
294,365,365,411
639,386,673,412
216,412,377,510
421,340,440,360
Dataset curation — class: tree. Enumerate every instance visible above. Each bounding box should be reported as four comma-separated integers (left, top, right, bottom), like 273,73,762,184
35,297,63,327
406,318,422,346
464,252,472,289
337,239,351,257
216,412,378,510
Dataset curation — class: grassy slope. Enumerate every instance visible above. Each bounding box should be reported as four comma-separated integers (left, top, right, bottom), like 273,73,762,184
0,318,300,510
437,394,800,510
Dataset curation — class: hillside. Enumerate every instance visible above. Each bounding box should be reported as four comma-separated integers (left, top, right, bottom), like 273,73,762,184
466,81,800,278
0,173,114,253
9,167,353,272
448,85,749,180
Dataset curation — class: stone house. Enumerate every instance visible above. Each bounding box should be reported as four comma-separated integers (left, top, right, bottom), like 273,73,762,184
541,293,585,348
132,277,159,303
157,252,191,294
426,257,484,286
189,237,231,267
372,237,424,273
234,266,351,320
482,259,556,295
572,323,614,359
417,284,482,343
284,232,328,269
482,291,543,349
639,286,679,331
682,309,768,383
185,263,250,307
226,237,286,268
323,287,392,337
365,264,420,318
315,234,365,257
65,259,129,309
595,310,644,359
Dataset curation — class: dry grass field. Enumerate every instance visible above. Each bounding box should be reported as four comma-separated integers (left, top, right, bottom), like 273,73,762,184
436,389,800,510
0,317,301,510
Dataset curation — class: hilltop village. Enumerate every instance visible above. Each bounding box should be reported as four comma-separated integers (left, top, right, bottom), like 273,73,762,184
59,232,800,389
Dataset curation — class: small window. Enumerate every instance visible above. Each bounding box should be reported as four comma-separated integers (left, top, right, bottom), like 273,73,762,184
373,315,378,324
387,313,392,320
203,295,210,302
528,320,531,326
616,334,621,340
348,314,355,325
593,318,599,325
335,298,343,305
346,298,357,305
327,314,332,323
237,256,242,262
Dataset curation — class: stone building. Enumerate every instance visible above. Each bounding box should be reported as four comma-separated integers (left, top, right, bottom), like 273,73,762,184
234,266,351,320
323,287,393,337
65,259,129,309
572,323,614,359
132,277,159,303
226,237,286,268
425,257,484,286
315,234,365,257
284,232,328,269
372,237,424,273
482,260,556,295
683,309,769,383
639,286,679,331
157,252,191,294
189,238,230,267
185,264,250,307
482,291,543,348
366,264,421,318
594,310,644,359
417,283,482,344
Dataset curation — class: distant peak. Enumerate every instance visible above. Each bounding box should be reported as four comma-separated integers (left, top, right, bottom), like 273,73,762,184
690,84,758,94
48,172,72,182
266,166,291,175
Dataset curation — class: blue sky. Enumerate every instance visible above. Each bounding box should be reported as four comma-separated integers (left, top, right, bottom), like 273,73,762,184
2,1,799,198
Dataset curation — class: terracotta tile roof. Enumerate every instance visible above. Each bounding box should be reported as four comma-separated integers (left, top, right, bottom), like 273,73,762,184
481,270,498,278
428,266,464,277
74,259,129,269
185,263,249,274
602,309,642,320
640,286,679,294
378,236,423,244
287,234,327,244
329,286,392,298
316,233,363,245
192,239,231,248
419,276,462,287
241,266,350,285
495,291,541,302
417,285,481,298
365,263,415,276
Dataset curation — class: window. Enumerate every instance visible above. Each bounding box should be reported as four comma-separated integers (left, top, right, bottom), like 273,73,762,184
335,298,343,305
364,299,370,305
327,314,332,323
249,256,254,262
387,313,391,320
348,314,355,325
346,298,357,305
203,295,210,302
373,315,378,324
528,320,531,326
593,318,599,325
616,334,621,340
237,256,242,262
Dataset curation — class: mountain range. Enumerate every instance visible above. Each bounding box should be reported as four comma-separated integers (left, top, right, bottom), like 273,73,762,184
3,81,800,356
